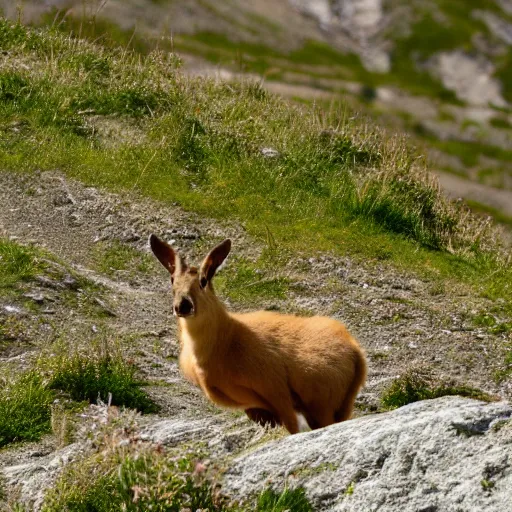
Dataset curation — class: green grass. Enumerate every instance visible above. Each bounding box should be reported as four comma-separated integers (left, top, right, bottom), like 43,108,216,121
44,448,229,511
43,437,312,511
257,488,312,512
0,20,510,310
495,48,512,104
47,352,158,413
0,239,41,289
472,312,512,335
93,241,152,277
381,369,494,410
494,350,512,383
216,256,290,303
0,351,156,448
430,138,512,168
0,372,54,447
489,117,512,130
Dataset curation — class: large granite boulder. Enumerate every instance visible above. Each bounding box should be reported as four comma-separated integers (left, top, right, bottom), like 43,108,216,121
223,397,512,511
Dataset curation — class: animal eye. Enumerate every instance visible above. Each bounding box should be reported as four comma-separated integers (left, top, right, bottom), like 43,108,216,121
200,277,207,289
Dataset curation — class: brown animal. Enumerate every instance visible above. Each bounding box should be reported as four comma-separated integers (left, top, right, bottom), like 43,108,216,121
150,235,367,434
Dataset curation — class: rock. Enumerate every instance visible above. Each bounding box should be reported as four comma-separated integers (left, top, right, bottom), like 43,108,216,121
62,275,79,290
35,275,65,290
222,397,512,511
3,305,23,314
289,0,389,72
289,0,333,28
92,297,117,317
496,0,512,16
260,147,280,158
475,11,512,45
140,417,225,446
429,52,507,107
334,0,383,37
2,443,84,511
23,292,47,304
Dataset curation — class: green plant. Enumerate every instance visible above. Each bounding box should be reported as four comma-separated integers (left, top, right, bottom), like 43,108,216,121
0,238,40,288
215,258,290,303
43,447,226,511
473,312,512,335
0,372,54,447
44,435,314,512
256,488,313,512
0,348,156,448
93,241,152,276
47,353,158,413
381,369,493,410
494,350,512,383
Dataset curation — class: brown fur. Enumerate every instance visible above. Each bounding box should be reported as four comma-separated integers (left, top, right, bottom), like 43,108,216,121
150,235,367,434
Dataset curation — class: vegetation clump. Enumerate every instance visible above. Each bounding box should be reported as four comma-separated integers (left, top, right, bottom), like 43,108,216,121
43,428,312,512
381,369,494,410
0,238,42,289
47,352,158,413
0,372,54,447
0,351,156,448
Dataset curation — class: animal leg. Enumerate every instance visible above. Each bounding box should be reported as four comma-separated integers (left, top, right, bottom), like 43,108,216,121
335,354,367,423
245,408,281,428
335,391,358,422
303,403,335,430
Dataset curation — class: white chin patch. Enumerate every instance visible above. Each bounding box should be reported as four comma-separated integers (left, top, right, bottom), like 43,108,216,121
297,412,310,433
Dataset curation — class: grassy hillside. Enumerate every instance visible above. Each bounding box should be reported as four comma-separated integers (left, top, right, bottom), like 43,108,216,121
0,18,511,308
4,1,512,198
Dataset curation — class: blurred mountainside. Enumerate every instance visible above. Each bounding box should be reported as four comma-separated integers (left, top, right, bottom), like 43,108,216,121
4,0,512,216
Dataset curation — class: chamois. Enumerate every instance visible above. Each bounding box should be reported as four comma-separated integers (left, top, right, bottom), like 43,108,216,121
150,235,367,434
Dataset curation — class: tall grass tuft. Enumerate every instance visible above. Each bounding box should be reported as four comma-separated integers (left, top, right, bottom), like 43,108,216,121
0,372,54,447
47,352,158,413
0,351,156,448
381,369,494,410
0,239,40,288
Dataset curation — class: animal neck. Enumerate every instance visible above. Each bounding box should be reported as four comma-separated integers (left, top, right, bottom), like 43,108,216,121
178,288,233,365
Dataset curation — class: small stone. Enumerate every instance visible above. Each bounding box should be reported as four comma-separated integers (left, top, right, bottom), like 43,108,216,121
35,275,64,289
93,298,117,317
260,147,280,158
3,305,22,314
62,275,79,290
53,192,74,206
23,292,45,304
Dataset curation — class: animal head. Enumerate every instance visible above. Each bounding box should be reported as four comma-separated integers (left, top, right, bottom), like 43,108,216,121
149,234,231,318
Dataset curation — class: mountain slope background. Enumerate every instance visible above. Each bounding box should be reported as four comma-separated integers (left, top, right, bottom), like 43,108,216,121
3,0,512,224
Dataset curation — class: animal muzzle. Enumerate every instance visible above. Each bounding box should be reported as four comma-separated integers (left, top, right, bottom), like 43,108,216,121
174,297,194,317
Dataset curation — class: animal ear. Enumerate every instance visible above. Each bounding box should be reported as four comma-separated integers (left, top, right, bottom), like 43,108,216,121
149,234,177,277
199,239,231,288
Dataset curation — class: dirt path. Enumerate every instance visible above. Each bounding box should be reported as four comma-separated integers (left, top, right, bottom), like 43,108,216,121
435,171,512,218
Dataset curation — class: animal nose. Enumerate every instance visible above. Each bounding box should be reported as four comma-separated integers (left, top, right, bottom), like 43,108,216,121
175,297,193,316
